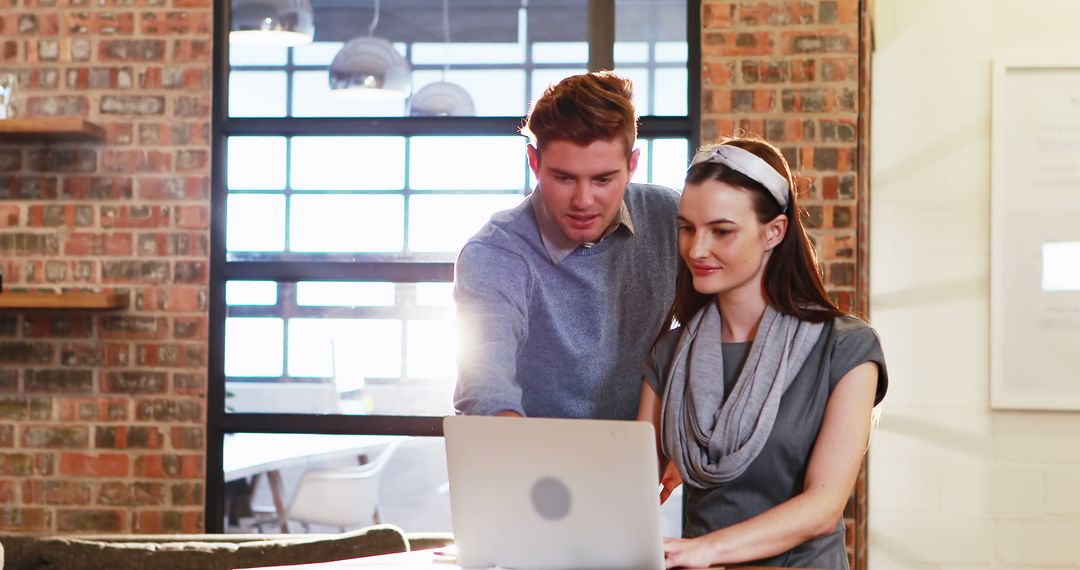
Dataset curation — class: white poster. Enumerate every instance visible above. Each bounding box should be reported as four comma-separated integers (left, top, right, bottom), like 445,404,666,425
991,60,1080,409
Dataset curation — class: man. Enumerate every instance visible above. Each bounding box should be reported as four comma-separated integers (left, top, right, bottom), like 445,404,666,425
453,71,680,419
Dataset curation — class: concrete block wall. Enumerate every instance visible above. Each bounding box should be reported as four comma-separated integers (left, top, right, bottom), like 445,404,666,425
869,0,1080,567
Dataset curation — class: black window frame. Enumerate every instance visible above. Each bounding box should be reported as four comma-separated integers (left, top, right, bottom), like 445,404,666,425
206,0,701,532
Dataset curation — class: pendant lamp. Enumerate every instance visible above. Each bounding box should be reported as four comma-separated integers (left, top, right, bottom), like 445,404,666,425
408,0,475,116
230,0,314,47
328,0,411,98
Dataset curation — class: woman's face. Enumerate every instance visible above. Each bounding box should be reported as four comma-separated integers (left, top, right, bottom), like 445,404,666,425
677,179,786,298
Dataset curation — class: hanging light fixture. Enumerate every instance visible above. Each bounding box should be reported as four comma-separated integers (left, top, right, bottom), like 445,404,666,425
230,0,314,47
328,0,411,98
409,0,475,116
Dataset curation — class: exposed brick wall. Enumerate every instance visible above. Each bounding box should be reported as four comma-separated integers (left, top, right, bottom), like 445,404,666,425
699,1,870,568
0,0,211,534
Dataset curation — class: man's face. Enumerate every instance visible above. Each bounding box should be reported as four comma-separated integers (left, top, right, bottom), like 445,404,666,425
528,138,639,244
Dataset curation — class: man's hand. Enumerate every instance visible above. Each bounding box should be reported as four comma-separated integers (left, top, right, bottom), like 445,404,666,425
660,460,682,504
495,410,523,418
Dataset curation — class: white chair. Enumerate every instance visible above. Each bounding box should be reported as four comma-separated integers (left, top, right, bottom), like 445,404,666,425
254,441,400,533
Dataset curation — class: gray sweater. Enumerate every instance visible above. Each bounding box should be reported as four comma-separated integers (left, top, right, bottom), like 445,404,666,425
453,183,680,419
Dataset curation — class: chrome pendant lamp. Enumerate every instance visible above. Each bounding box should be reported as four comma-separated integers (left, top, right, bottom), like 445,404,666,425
230,0,314,47
409,0,475,116
328,0,411,98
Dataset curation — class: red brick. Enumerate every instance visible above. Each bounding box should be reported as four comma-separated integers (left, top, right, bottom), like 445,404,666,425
21,425,90,449
23,479,93,505
702,2,734,28
0,205,19,227
702,31,774,57
172,205,208,229
737,2,816,26
134,509,203,533
66,11,136,35
59,452,130,477
171,39,210,62
0,480,14,502
101,149,172,173
61,176,133,200
137,176,209,200
63,232,134,256
139,11,212,35
98,315,170,340
57,509,127,532
133,453,203,478
135,342,206,368
56,396,129,422
0,507,51,532
100,204,171,229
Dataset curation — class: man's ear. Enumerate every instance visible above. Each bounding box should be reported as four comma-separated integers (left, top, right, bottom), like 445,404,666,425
765,214,788,251
527,144,540,177
628,147,641,178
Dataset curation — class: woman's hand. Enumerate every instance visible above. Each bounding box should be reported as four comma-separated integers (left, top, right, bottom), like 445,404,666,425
659,460,682,504
663,536,721,569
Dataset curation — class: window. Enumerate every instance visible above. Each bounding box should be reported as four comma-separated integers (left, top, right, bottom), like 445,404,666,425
209,0,698,534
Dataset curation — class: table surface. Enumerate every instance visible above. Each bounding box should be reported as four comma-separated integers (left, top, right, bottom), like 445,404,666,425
222,433,402,481
234,547,801,570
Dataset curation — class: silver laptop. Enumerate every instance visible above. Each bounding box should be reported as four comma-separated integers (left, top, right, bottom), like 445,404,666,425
443,415,665,570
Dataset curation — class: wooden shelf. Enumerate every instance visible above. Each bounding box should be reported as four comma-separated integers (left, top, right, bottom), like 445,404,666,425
0,118,106,143
0,291,129,310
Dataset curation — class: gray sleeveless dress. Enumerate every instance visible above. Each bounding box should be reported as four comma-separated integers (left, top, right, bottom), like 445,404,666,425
644,315,888,569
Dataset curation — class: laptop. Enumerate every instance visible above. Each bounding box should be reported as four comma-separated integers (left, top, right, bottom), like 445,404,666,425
443,415,665,570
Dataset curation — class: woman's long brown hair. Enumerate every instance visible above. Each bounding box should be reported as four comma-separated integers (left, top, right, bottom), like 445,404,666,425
664,137,846,330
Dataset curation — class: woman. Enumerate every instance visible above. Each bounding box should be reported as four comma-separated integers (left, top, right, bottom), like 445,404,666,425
637,137,887,569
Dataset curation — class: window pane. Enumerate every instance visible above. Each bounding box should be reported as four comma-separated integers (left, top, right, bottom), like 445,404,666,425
614,42,650,64
655,41,687,63
296,282,396,307
222,434,452,533
619,67,651,116
292,42,343,66
227,195,286,252
409,136,526,190
415,282,454,307
650,138,690,191
532,42,587,64
412,42,525,65
226,281,278,305
225,317,284,376
291,137,406,190
531,68,587,104
229,45,288,66
410,70,526,117
229,71,287,118
409,194,523,253
654,68,688,116
293,71,408,118
228,137,287,191
290,195,404,253
406,319,456,379
287,318,401,379
630,140,652,186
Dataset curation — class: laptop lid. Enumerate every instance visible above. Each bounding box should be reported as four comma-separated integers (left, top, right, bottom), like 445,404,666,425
443,416,665,570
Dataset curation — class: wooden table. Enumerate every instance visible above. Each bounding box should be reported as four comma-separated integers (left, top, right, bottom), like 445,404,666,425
235,547,803,569
223,433,403,532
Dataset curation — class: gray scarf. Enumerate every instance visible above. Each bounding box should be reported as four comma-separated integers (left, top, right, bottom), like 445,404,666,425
660,302,824,488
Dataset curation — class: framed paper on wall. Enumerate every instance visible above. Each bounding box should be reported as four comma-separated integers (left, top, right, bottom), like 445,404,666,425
990,58,1080,410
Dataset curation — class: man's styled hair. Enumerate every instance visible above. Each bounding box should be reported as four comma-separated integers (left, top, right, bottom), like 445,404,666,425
520,71,638,162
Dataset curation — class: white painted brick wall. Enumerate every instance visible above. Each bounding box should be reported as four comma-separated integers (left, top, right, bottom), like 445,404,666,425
870,1,1080,567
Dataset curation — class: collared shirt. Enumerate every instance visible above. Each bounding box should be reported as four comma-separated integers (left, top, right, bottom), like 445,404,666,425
530,186,636,264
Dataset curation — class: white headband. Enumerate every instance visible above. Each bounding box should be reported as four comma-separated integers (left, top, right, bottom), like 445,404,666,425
690,145,790,210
